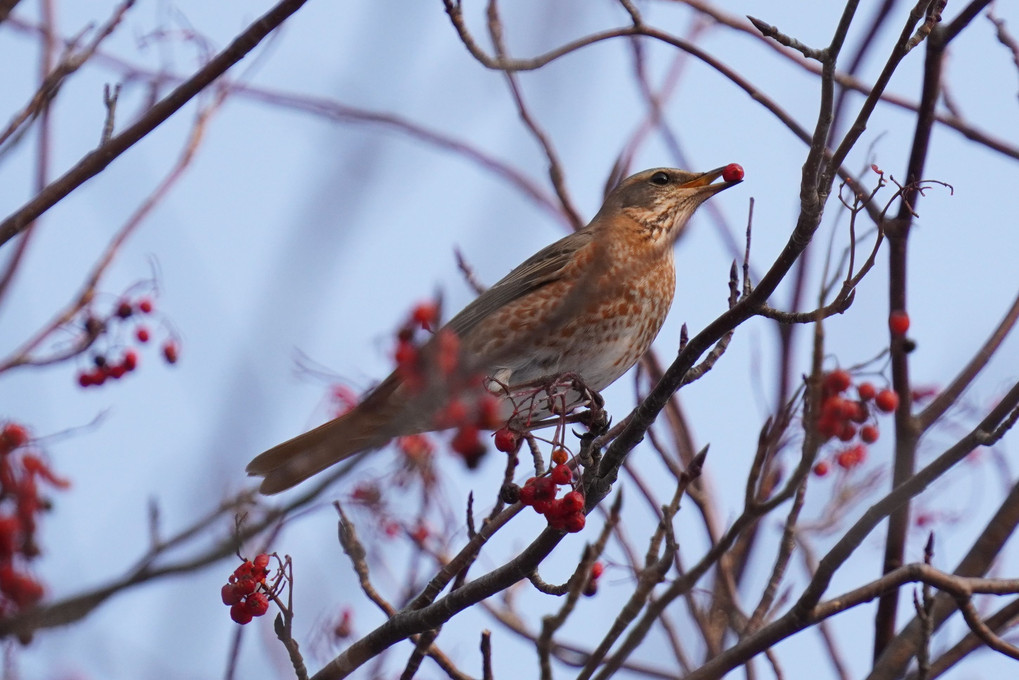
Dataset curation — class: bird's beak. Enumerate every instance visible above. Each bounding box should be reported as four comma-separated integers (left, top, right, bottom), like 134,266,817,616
683,166,743,193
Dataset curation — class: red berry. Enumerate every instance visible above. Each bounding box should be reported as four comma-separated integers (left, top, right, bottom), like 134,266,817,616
531,477,556,501
518,480,537,506
821,396,849,421
860,425,879,443
351,483,381,505
0,569,43,608
550,448,569,465
475,394,502,429
521,483,538,505
562,512,586,533
812,461,830,477
451,425,484,457
135,327,150,343
253,553,270,570
230,601,253,625
162,341,179,364
435,329,459,375
857,382,876,401
0,517,18,559
394,338,417,366
590,561,604,580
438,399,468,428
837,422,857,442
875,389,899,413
889,310,910,336
245,591,269,617
233,577,257,596
824,369,852,394
721,163,744,183
1,424,29,449
560,490,584,513
221,583,242,606
836,445,867,469
137,298,154,314
848,401,869,424
532,498,555,516
493,428,519,453
122,350,138,371
817,416,839,439
395,436,432,462
543,498,571,520
116,301,133,318
411,302,438,330
550,464,572,486
78,372,92,388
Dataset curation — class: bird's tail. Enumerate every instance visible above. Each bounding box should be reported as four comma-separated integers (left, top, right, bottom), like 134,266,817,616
246,409,395,494
248,351,471,493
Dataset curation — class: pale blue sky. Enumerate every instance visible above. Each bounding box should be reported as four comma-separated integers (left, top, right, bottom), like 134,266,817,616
1,1,1018,677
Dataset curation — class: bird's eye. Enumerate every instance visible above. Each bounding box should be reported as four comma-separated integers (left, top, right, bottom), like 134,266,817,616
650,171,670,186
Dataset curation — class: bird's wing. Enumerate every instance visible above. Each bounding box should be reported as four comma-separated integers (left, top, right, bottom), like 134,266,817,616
446,229,593,338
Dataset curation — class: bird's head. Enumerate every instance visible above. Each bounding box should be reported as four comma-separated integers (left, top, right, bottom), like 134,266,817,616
596,165,743,245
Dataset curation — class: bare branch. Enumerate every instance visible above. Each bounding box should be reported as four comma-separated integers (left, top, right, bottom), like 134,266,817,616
0,0,136,152
918,289,1019,430
0,0,311,248
747,15,824,60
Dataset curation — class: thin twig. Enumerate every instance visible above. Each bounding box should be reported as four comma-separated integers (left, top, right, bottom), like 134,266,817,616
0,0,311,247
485,0,583,230
0,86,230,373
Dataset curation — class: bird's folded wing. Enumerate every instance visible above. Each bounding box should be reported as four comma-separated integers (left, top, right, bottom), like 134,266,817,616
447,230,593,338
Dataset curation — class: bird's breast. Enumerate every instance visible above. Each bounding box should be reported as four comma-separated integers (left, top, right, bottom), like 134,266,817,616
467,249,677,392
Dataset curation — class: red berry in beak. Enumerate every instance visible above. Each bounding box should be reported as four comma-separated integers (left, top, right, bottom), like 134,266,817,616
722,163,744,183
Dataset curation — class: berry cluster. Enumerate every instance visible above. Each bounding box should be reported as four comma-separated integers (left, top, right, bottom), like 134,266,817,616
221,554,272,625
517,464,586,532
395,302,501,469
812,370,899,475
393,302,448,391
77,295,180,388
0,422,70,613
584,560,605,597
77,349,139,387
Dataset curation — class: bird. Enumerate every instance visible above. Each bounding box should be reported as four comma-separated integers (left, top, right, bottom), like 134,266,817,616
248,164,744,494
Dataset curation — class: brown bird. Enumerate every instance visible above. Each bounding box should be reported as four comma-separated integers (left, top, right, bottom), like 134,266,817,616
248,165,744,493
